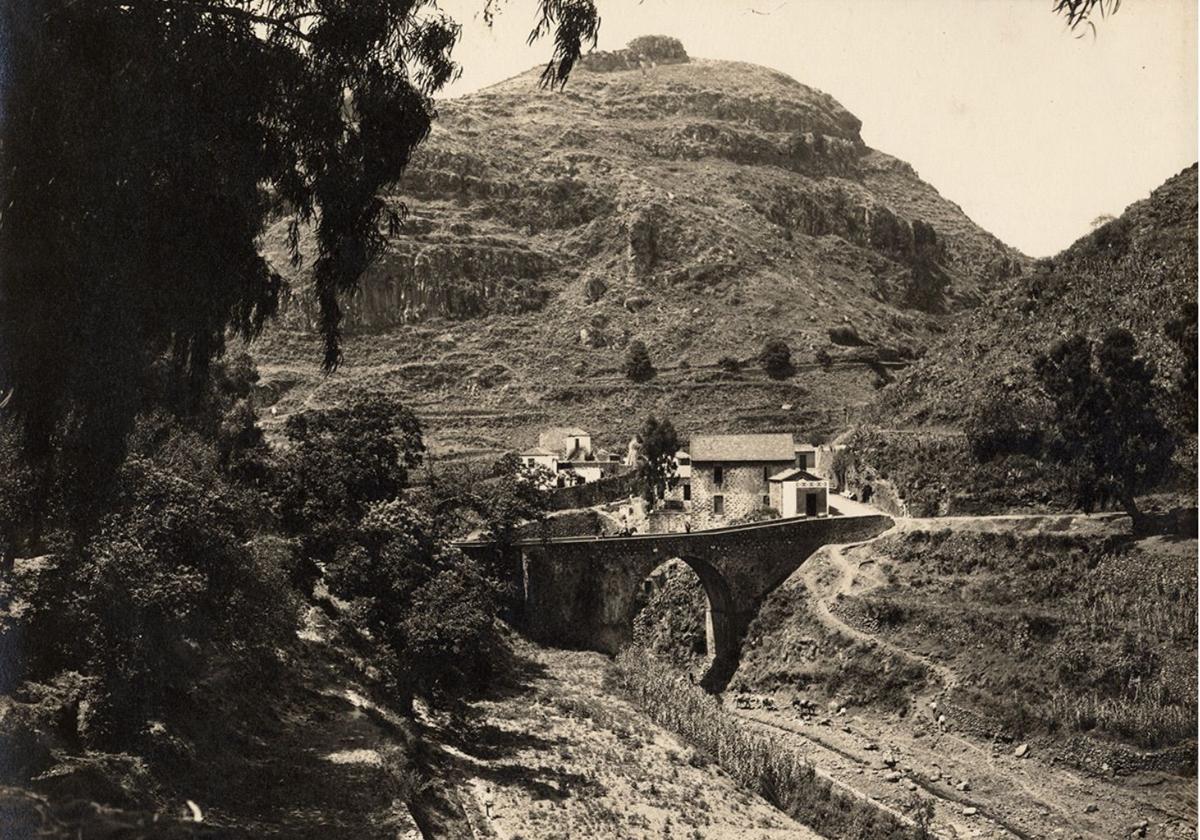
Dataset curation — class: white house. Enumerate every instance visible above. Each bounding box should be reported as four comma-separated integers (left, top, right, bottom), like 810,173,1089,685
768,468,829,518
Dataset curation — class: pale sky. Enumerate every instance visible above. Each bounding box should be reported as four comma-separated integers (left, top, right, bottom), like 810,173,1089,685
436,0,1197,257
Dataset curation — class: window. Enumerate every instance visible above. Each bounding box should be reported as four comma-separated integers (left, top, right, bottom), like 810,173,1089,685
683,483,691,501
678,455,690,466
763,466,772,482
713,495,724,516
762,495,770,507
713,465,724,485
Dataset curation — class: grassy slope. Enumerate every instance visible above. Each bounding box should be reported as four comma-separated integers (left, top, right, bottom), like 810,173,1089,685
733,520,1197,755
252,43,1023,458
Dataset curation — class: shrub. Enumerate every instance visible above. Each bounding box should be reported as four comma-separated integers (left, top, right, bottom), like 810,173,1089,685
828,325,864,347
760,339,793,380
16,447,295,746
964,384,1045,462
813,348,833,369
583,275,607,303
327,500,498,711
717,355,742,374
623,340,656,383
276,393,424,582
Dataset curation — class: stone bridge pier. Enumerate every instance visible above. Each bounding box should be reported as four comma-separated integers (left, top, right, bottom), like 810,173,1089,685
460,514,892,688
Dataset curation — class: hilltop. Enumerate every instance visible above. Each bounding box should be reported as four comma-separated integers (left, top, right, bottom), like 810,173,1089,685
254,37,1023,457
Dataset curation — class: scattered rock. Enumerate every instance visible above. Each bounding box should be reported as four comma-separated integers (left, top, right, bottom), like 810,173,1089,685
1014,743,1029,758
963,806,978,817
1085,804,1098,814
884,771,902,783
863,742,879,752
956,781,971,792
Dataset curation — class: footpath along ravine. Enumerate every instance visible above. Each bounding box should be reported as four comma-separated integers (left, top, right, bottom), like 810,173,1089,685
728,512,1196,840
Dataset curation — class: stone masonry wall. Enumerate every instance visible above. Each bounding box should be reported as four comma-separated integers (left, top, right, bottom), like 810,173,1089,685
689,462,786,529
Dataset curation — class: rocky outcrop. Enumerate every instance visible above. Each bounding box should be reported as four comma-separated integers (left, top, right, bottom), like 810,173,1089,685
278,240,555,330
580,35,689,73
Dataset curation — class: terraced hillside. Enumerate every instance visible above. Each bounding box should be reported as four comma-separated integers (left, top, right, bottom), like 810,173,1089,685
254,36,1024,457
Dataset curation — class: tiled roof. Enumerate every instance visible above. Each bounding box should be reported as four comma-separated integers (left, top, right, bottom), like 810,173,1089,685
769,468,824,482
690,433,795,462
520,447,557,457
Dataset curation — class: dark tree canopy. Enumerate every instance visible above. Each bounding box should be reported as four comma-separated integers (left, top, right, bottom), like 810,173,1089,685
638,415,681,505
623,340,657,383
760,338,793,380
1033,329,1173,527
0,0,598,473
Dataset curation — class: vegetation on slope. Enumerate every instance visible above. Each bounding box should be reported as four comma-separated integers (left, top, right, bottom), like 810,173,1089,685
0,354,549,833
868,164,1197,431
852,165,1198,516
733,524,1197,759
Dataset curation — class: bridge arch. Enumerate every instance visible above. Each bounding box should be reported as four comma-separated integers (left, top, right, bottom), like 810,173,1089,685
459,513,893,690
629,554,740,688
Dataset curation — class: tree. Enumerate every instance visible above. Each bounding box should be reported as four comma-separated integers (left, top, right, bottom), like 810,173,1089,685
623,340,657,382
638,416,681,505
276,393,425,586
327,500,498,713
0,0,598,474
1052,0,1121,36
761,339,793,379
1164,302,1197,432
1033,330,1174,529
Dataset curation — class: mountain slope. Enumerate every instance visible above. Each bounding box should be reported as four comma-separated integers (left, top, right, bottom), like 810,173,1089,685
866,163,1198,429
255,37,1024,456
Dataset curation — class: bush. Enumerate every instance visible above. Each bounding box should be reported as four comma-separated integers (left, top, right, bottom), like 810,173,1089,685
760,339,793,380
717,355,742,374
583,275,607,303
813,348,833,369
327,500,498,711
623,340,656,383
276,393,424,581
828,325,865,347
964,385,1045,462
14,444,296,747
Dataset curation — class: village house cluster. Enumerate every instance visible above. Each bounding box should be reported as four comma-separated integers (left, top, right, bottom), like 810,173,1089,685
522,427,840,532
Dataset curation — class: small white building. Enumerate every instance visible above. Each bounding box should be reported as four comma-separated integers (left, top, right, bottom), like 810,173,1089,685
769,468,829,518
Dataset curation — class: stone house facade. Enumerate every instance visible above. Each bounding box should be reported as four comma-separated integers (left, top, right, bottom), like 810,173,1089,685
687,433,796,530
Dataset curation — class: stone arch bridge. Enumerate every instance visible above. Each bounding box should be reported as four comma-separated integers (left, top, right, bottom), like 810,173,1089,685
457,513,891,686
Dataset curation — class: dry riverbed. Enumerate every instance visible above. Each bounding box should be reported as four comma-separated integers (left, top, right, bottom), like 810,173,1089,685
421,637,822,840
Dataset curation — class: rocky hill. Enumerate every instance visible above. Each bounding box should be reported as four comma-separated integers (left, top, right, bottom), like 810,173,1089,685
866,163,1198,430
255,36,1025,456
